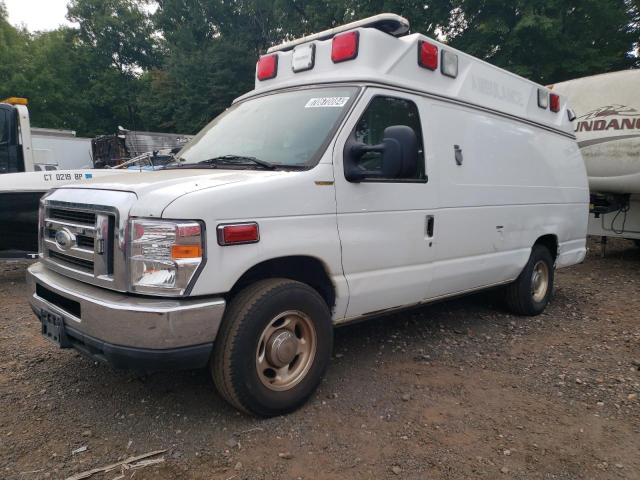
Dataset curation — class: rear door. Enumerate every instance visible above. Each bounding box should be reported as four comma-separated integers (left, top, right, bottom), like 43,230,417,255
333,88,437,319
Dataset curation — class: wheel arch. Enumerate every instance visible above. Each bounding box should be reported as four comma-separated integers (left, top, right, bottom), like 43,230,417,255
227,255,336,310
534,234,559,260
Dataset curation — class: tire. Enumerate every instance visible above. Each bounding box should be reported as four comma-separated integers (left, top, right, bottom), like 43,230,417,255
505,244,554,316
211,278,332,417
633,239,640,249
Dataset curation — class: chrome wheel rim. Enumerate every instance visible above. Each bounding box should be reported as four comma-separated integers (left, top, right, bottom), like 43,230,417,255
531,260,550,303
256,310,317,391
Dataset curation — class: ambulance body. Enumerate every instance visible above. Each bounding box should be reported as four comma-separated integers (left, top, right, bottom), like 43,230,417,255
27,15,588,416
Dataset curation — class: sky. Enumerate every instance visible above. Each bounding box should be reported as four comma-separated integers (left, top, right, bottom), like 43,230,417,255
4,0,73,31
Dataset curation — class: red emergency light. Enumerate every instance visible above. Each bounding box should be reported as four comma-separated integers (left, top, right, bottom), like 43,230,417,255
332,31,359,63
418,41,438,71
257,54,278,81
550,93,561,113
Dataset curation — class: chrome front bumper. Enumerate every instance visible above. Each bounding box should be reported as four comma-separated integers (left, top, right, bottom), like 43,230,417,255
27,262,225,369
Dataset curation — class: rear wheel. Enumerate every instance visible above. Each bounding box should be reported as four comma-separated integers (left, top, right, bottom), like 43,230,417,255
633,239,640,249
505,244,554,316
211,278,332,417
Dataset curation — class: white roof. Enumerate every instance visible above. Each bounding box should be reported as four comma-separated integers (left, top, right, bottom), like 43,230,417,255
238,16,574,136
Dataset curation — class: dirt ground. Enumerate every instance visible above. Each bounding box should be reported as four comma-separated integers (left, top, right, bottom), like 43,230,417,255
0,237,638,480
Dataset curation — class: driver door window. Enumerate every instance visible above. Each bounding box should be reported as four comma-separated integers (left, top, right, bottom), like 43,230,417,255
349,96,425,180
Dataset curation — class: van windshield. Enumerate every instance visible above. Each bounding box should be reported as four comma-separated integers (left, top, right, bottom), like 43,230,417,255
174,86,359,169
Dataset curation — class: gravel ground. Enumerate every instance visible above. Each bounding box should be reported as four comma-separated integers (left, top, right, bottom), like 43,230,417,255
0,237,638,480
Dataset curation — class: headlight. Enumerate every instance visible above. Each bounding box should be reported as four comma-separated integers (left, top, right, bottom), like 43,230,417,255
129,219,204,296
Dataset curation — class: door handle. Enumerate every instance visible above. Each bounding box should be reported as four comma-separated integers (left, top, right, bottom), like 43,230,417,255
426,215,435,238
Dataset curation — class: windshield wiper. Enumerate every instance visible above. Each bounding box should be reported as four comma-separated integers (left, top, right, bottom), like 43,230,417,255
198,155,276,170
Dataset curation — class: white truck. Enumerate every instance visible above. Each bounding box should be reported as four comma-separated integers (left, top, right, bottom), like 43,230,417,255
26,14,588,416
0,98,134,258
0,97,93,173
551,70,640,249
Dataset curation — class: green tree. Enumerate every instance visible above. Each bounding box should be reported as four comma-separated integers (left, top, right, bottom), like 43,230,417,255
443,0,638,83
66,0,158,133
0,1,30,99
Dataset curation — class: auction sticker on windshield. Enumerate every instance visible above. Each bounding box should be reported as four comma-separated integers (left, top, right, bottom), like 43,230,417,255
305,97,350,108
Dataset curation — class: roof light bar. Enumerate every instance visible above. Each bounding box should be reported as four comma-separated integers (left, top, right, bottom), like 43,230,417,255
1,97,28,106
332,31,359,63
267,13,410,53
441,50,459,78
257,54,278,81
418,40,438,71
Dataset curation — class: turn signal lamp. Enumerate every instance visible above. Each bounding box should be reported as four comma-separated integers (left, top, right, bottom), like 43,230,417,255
171,245,202,259
217,223,260,246
257,54,278,81
332,31,359,63
418,41,438,71
550,93,561,113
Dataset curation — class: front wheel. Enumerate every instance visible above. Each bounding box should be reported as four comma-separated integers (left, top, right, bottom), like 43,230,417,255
505,245,554,316
211,278,332,417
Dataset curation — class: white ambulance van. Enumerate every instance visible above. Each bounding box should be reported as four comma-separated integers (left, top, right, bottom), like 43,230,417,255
27,14,588,416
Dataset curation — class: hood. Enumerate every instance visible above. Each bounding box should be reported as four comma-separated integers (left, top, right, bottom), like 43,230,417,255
63,168,285,217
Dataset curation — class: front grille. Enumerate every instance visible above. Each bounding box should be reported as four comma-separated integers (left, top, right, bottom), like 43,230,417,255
49,208,96,225
44,204,115,280
76,235,95,250
49,251,94,273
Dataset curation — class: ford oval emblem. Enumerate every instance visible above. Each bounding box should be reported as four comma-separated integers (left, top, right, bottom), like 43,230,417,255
55,229,75,251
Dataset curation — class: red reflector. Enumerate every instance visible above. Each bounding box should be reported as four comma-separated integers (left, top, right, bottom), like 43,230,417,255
332,31,359,63
257,54,278,81
418,41,438,70
550,93,561,113
218,223,260,245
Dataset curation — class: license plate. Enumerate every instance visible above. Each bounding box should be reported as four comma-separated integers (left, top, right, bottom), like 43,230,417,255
40,309,68,347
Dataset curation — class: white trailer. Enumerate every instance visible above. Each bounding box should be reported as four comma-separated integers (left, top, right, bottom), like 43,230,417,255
31,128,93,171
551,70,640,248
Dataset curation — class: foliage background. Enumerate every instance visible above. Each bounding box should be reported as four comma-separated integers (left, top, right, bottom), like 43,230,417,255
1,0,639,137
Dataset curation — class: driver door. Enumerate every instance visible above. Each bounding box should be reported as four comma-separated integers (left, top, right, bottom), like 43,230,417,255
333,88,437,319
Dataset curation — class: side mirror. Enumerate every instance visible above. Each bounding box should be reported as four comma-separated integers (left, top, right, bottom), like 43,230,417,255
345,125,419,182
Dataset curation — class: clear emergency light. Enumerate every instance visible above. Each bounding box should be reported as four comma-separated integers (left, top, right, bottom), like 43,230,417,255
292,43,316,72
538,89,550,109
441,50,459,78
